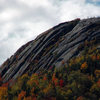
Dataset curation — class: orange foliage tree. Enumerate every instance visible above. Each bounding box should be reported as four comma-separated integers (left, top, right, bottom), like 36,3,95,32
0,87,8,100
24,97,36,100
18,91,26,100
81,62,88,70
97,54,100,60
91,55,96,61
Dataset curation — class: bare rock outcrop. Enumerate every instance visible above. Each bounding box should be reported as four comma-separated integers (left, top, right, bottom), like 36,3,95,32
0,17,100,83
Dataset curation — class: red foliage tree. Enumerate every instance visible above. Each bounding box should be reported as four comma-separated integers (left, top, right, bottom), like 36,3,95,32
52,73,59,86
77,96,83,100
2,82,8,87
59,79,64,87
97,79,100,87
49,66,53,70
43,76,47,81
97,55,100,60
0,74,2,86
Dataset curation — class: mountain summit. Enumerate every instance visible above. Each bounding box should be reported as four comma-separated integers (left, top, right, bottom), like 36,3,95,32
0,17,100,83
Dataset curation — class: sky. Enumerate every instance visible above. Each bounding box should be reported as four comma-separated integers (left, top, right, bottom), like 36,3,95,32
0,0,100,65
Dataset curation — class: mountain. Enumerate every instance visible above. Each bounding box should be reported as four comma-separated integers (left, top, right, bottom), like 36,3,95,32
0,17,100,84
0,17,100,100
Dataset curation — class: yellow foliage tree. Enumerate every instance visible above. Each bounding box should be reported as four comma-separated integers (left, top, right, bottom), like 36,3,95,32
94,70,100,78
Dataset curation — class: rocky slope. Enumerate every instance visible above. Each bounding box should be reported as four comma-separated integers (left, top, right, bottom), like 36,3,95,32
0,17,100,83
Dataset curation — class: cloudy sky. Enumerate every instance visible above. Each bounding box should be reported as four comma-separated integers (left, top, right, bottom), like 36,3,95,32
0,0,100,65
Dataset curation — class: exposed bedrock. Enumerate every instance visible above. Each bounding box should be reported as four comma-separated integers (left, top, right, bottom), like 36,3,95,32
0,18,100,83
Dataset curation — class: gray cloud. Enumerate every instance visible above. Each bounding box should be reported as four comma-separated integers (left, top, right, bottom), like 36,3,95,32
0,0,100,65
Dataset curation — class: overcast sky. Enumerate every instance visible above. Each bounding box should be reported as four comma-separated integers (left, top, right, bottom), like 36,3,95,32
0,0,100,65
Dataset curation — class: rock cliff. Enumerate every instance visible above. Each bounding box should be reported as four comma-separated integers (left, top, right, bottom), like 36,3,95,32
0,17,100,83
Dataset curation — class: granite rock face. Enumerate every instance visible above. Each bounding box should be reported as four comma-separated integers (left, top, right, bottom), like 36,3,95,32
0,18,100,83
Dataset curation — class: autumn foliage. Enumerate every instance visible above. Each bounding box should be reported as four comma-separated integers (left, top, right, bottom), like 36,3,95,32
18,91,26,100
0,87,8,100
81,62,88,70
0,44,100,100
77,96,84,100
